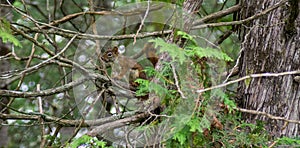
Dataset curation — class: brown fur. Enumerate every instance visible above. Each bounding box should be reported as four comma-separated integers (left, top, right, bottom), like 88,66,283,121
101,46,146,86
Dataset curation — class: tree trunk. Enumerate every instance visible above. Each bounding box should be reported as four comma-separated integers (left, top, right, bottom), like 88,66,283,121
238,0,300,137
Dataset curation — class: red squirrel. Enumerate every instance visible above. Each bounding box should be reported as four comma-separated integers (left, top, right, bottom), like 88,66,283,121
101,43,158,87
101,43,158,101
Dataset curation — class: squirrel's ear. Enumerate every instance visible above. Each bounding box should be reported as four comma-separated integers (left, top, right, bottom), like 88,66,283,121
112,46,119,53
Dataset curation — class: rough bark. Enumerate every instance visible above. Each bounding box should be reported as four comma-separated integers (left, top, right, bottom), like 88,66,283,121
182,0,203,32
238,0,300,137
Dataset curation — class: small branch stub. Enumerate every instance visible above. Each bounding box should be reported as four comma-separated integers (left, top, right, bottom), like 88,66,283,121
294,76,300,83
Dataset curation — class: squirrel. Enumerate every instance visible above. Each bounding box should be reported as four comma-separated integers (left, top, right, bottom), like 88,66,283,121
101,43,158,100
101,43,158,84
101,46,146,82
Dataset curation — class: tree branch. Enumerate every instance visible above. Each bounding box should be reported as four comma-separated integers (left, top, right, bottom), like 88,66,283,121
197,70,300,93
237,107,300,125
87,112,149,136
192,0,288,30
193,4,241,26
0,111,137,127
0,76,89,97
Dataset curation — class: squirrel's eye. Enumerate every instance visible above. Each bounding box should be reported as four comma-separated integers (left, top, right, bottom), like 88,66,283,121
107,52,112,57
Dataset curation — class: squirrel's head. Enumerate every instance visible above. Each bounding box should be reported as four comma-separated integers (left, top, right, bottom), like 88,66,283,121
101,46,119,63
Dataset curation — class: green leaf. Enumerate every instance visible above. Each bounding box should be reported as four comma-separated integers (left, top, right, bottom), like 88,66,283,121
199,116,211,131
177,31,197,46
173,130,188,145
143,66,156,77
69,135,107,148
135,79,150,96
149,82,169,97
276,136,300,145
0,18,22,47
186,46,233,62
224,97,236,113
177,31,233,62
149,38,186,64
240,122,256,131
187,117,202,132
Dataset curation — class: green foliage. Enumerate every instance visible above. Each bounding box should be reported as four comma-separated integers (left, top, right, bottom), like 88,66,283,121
0,18,22,47
172,126,189,145
135,78,173,99
275,136,300,146
168,112,270,147
136,63,177,101
13,1,22,7
223,96,236,113
187,116,210,133
187,117,202,133
143,66,157,77
186,46,233,62
45,135,62,147
68,135,108,148
149,32,233,67
135,78,150,96
150,38,186,64
230,120,269,147
215,89,237,113
144,33,244,147
178,30,233,62
2,0,293,147
177,31,197,45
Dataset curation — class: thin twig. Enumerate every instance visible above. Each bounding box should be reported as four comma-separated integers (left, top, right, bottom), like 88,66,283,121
223,25,256,83
197,70,300,93
37,84,46,148
171,63,186,99
192,0,287,30
15,33,39,90
133,0,151,45
87,112,149,136
0,111,137,127
16,34,77,77
237,107,300,125
64,119,85,147
0,76,90,97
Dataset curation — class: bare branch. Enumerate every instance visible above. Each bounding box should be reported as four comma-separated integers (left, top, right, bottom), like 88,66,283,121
87,113,149,136
171,63,186,99
14,35,76,78
193,4,241,25
197,70,300,93
37,84,46,148
42,3,164,29
20,27,173,40
133,0,151,45
0,111,137,127
237,107,300,125
0,76,89,97
192,0,288,29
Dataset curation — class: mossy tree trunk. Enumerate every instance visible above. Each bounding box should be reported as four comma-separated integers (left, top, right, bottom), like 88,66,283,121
237,0,300,137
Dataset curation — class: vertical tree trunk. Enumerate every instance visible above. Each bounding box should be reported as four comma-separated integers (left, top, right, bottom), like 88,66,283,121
238,0,300,137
